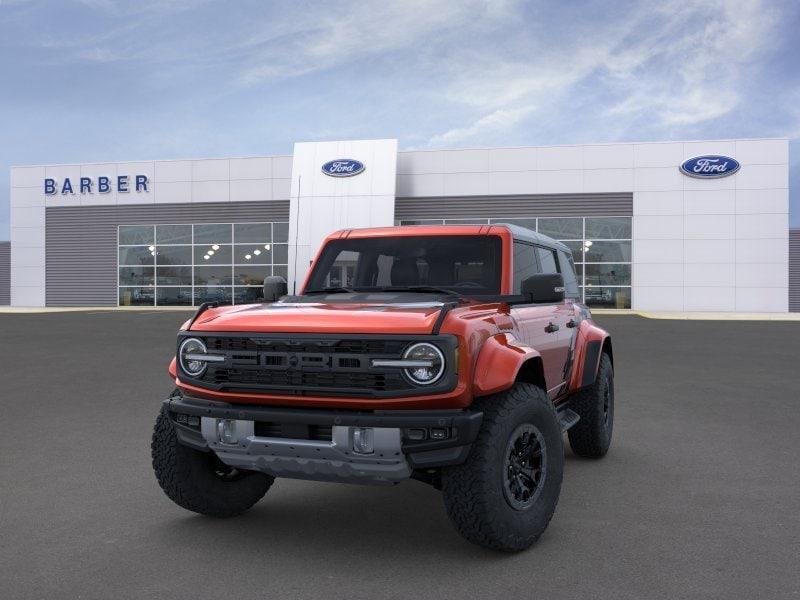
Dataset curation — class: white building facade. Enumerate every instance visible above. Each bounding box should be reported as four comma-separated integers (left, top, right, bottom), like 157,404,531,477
7,137,791,312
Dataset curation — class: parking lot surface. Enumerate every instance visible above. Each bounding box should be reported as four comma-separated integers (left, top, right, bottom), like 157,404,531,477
1,312,798,600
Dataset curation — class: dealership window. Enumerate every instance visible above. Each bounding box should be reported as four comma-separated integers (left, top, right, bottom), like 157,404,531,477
118,222,289,307
396,216,632,309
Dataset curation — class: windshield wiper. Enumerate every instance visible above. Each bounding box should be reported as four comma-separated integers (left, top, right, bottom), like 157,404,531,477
379,285,462,297
303,287,357,295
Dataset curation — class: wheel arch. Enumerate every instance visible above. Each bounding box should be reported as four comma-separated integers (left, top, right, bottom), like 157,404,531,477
472,334,544,397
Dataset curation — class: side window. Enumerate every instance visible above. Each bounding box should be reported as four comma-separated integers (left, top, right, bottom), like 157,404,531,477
558,250,580,299
536,247,559,274
513,241,540,293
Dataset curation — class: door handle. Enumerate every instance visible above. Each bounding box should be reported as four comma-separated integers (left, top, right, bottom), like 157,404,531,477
545,322,560,333
566,319,577,328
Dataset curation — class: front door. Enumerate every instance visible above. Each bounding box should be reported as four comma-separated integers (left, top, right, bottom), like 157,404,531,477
510,242,571,397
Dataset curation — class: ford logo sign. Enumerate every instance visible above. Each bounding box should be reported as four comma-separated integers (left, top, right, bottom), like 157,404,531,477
680,155,740,179
321,159,365,177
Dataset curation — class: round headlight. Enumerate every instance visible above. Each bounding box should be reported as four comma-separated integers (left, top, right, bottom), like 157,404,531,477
179,337,208,377
403,343,445,385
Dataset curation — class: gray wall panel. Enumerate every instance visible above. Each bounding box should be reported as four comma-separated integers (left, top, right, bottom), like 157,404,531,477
0,242,10,306
395,193,633,220
791,228,800,313
46,201,290,307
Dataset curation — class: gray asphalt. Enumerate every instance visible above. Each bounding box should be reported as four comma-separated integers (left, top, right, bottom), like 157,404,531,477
1,312,799,600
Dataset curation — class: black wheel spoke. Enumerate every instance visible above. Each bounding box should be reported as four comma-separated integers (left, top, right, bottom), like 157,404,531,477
503,423,547,510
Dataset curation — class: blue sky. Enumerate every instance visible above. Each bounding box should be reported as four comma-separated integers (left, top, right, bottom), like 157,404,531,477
1,0,799,237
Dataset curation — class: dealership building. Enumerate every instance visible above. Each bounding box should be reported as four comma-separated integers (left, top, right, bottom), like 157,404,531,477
4,137,798,312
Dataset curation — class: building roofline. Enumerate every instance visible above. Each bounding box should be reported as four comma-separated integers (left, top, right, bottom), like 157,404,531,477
10,137,789,169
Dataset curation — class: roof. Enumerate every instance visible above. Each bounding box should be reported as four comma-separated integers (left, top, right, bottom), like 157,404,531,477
328,224,571,255
493,223,570,254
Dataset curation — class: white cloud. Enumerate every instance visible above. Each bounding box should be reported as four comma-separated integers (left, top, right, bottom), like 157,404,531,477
428,105,536,146
424,0,785,145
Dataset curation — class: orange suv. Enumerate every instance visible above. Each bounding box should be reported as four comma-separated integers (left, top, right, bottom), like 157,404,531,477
152,224,614,551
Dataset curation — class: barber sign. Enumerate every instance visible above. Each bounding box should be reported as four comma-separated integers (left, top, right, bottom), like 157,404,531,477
321,159,365,177
680,155,740,179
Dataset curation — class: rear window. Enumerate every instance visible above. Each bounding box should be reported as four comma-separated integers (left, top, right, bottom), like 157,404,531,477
306,235,502,294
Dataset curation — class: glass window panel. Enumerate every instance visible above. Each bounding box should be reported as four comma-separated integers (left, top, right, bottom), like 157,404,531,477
584,264,631,286
234,287,263,305
583,287,631,309
119,225,153,245
234,223,270,243
156,225,192,245
119,246,154,266
273,266,288,280
444,219,489,224
194,286,232,305
157,266,192,286
194,266,232,285
558,251,580,299
194,244,232,265
119,266,154,286
118,286,154,306
513,242,540,293
156,245,192,265
574,263,584,286
234,265,271,286
585,217,631,239
536,247,559,274
559,241,584,261
584,240,631,262
490,218,537,231
399,219,444,225
538,218,582,240
233,244,271,264
273,244,288,264
273,222,290,242
157,287,193,306
194,223,231,244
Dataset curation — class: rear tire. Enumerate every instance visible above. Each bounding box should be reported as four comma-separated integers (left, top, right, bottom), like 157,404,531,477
441,383,564,552
568,353,614,458
151,407,273,517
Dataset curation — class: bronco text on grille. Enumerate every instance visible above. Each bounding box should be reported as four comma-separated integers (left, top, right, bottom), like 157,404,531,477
176,333,459,398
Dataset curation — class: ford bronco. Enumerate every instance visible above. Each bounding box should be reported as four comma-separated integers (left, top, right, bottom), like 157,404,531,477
152,224,614,551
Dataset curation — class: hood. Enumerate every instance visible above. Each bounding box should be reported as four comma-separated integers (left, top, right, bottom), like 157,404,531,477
188,301,446,335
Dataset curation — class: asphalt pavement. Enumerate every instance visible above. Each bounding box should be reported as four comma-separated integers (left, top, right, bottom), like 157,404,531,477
1,312,798,600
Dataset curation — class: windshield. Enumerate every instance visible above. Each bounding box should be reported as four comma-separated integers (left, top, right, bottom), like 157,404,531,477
305,235,502,295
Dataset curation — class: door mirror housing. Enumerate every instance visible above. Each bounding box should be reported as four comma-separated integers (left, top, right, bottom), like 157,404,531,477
521,273,565,303
263,276,288,302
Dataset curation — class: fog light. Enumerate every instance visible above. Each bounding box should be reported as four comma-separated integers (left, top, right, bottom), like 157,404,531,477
217,419,239,445
353,428,374,454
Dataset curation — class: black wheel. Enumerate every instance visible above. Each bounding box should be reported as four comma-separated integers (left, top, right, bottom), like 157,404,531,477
441,383,564,552
568,352,614,458
151,407,274,517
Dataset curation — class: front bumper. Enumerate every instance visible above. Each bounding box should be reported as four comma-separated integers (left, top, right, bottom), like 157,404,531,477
165,394,483,485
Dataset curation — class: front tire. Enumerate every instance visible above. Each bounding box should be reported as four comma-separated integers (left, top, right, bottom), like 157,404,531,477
151,408,274,517
441,383,564,552
568,352,614,458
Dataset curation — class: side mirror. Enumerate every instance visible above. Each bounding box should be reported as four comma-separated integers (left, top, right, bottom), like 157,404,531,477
521,273,565,303
263,276,288,302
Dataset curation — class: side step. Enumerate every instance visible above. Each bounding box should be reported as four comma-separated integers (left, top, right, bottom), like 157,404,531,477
558,409,580,433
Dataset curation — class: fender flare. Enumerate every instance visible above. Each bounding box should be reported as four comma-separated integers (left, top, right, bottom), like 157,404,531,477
572,324,612,389
473,333,544,396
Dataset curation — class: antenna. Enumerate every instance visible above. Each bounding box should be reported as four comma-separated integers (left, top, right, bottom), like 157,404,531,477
292,175,301,295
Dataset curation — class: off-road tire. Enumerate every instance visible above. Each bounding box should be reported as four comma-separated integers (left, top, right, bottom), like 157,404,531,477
152,407,273,517
441,383,564,552
568,352,614,458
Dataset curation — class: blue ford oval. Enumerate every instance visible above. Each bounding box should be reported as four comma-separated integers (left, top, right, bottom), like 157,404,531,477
680,155,740,178
321,159,365,177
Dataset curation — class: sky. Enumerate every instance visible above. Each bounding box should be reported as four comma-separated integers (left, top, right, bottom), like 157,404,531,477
1,0,799,238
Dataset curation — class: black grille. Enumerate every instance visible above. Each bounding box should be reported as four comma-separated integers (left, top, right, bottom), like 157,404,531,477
180,334,457,398
254,421,333,441
205,337,406,356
